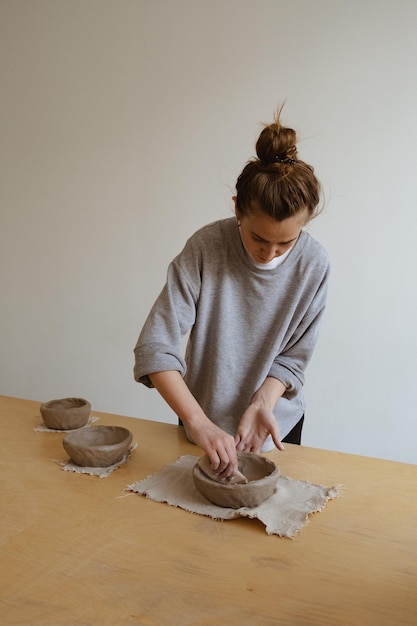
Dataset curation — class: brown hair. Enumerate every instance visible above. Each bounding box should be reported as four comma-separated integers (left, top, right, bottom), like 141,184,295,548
235,107,321,221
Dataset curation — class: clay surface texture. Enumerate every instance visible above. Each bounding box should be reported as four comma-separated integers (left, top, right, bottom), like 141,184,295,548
193,452,279,509
40,397,91,430
63,425,133,467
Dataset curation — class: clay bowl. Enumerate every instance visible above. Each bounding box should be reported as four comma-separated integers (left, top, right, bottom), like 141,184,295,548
40,397,91,430
63,425,133,467
193,451,279,509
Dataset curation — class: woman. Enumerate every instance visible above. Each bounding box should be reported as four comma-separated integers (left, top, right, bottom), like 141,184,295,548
134,109,329,479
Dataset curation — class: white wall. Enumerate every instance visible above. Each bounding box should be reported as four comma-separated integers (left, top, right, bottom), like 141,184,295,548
1,0,416,464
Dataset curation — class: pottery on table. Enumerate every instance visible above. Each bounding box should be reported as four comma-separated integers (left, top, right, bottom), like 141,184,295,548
192,451,279,509
40,397,91,430
62,425,133,467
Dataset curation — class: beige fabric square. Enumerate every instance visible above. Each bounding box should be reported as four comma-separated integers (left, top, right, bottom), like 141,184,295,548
127,455,341,538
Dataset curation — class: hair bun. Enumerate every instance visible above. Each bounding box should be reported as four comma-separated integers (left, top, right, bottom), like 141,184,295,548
235,107,321,221
255,111,298,165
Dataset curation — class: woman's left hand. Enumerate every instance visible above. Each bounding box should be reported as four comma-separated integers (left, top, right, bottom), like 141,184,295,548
235,403,284,453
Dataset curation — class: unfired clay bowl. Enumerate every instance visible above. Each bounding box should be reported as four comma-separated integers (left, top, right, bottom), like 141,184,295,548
62,425,133,467
40,397,91,430
192,451,279,509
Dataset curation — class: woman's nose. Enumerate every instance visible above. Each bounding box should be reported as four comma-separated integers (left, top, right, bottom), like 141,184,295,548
262,245,276,261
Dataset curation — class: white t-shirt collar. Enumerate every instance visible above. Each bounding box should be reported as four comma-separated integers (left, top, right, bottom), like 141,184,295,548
239,227,294,269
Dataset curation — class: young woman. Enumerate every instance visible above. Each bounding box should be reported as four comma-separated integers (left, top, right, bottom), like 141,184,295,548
134,109,329,480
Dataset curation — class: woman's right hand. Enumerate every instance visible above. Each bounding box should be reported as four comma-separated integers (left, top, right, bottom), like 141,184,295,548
148,370,238,479
186,417,238,480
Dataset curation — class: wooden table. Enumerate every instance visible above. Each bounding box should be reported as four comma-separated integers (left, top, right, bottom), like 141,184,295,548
1,396,416,625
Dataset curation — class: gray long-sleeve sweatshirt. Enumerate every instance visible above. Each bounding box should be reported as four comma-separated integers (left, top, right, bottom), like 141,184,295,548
134,217,329,441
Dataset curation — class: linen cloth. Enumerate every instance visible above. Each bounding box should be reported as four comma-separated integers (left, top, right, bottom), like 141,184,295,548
127,455,340,538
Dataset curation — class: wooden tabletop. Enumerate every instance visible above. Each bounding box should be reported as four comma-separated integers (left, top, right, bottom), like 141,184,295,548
1,396,416,625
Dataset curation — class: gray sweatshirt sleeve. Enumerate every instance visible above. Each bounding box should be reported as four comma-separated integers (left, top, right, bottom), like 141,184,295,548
133,250,200,388
268,263,330,398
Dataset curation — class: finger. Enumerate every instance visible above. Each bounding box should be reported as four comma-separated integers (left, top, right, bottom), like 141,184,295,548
235,427,251,452
217,465,234,482
221,446,239,479
271,432,284,451
220,461,238,480
207,450,221,471
211,443,235,474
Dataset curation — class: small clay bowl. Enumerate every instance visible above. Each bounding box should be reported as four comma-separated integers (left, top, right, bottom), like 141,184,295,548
63,425,133,467
40,397,91,430
193,451,279,509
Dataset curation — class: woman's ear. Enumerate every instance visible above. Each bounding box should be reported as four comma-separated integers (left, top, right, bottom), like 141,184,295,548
232,196,239,220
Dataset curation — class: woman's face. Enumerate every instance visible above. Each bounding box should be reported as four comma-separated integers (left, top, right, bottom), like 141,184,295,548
235,199,309,264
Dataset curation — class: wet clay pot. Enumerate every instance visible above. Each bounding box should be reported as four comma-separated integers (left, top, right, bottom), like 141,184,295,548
63,425,133,467
40,397,91,430
193,451,279,509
